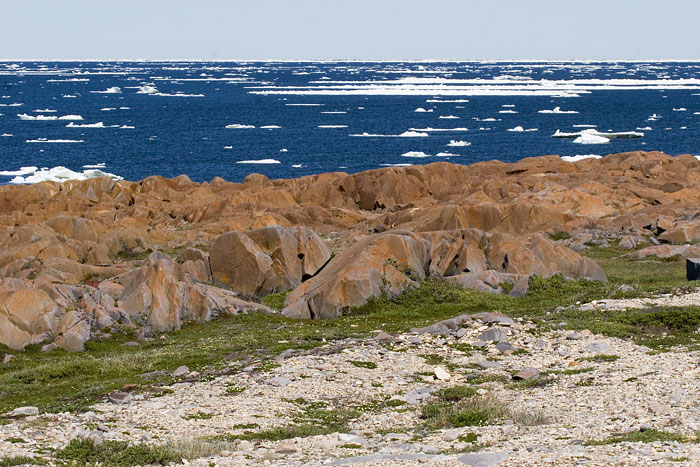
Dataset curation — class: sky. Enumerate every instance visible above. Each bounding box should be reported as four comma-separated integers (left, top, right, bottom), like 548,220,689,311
2,0,699,61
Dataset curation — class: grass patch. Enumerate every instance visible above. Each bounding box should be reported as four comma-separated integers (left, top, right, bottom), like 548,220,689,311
421,354,447,365
0,457,44,467
262,291,291,310
548,231,572,241
184,411,213,420
349,360,378,369
581,354,619,363
585,429,687,445
420,385,547,429
56,438,182,466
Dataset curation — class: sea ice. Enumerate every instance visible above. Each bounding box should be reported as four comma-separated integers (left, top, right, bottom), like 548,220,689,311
91,87,121,94
573,132,610,144
26,138,84,143
538,107,579,114
401,151,431,158
18,113,57,121
561,154,602,162
66,122,114,128
447,140,471,147
436,152,459,157
439,115,459,119
226,124,255,129
236,159,281,164
7,166,122,184
318,125,348,128
414,107,433,112
260,125,281,129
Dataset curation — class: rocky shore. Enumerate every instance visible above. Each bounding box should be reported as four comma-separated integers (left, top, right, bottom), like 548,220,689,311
2,150,700,465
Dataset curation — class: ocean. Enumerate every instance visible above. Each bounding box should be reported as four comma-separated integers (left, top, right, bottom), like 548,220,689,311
0,60,699,184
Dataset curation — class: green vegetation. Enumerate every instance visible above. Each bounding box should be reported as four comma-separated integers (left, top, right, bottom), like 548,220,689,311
262,291,291,310
56,438,182,466
420,385,546,429
0,457,44,467
349,360,378,369
581,354,619,363
548,231,572,241
184,411,213,420
585,429,687,445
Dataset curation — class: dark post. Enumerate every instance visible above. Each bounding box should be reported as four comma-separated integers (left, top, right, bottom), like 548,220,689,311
686,258,700,281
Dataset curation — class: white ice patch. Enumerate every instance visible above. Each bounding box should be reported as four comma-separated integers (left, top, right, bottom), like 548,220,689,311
436,152,459,157
226,124,255,129
0,133,12,137
18,113,57,121
285,103,323,106
498,110,518,114
553,129,643,139
636,126,653,131
439,115,459,119
58,115,83,120
414,107,433,112
401,151,431,158
318,125,348,128
26,138,84,143
409,127,469,132
33,108,56,113
0,166,38,176
236,159,281,164
137,85,159,95
101,107,116,111
426,99,470,103
447,140,471,147
260,125,281,129
6,166,122,184
320,111,347,114
120,125,135,129
66,122,116,128
380,163,413,167
507,126,537,132
538,106,579,114
350,131,428,137
280,149,288,152
573,133,610,144
91,87,121,94
291,164,303,168
82,163,106,169
561,154,602,162
572,124,597,128
673,108,687,111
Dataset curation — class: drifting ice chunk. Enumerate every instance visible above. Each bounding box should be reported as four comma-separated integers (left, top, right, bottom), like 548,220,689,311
91,87,121,94
226,124,255,129
401,151,431,158
561,154,602,162
236,159,280,164
538,106,578,114
573,131,610,144
447,140,471,147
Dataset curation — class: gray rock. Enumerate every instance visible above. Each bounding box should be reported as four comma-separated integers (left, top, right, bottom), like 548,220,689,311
618,284,634,293
586,342,613,353
459,452,509,466
404,387,434,405
407,335,423,345
566,332,581,340
478,327,508,342
476,360,503,369
513,367,540,381
640,423,652,432
337,433,367,445
275,349,295,361
455,328,468,339
9,406,39,417
172,365,190,378
108,392,132,404
649,236,661,246
472,340,488,348
474,312,515,326
373,331,392,342
495,341,515,354
266,376,293,387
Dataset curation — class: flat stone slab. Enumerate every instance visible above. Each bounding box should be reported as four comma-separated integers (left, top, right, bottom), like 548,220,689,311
459,452,509,466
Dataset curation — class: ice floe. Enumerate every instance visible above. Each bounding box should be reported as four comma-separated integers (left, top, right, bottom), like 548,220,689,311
414,107,433,112
320,111,347,114
561,154,602,162
538,107,579,114
66,122,117,128
409,127,469,132
58,115,84,120
18,113,57,120
350,131,429,137
0,133,12,137
33,108,56,113
318,125,348,128
380,163,413,167
439,115,459,119
507,126,537,132
7,166,122,184
498,110,518,114
573,132,610,144
82,163,106,169
91,87,121,94
260,125,281,129
447,140,471,147
673,108,687,111
401,151,431,158
436,152,459,157
26,138,84,143
236,159,281,164
0,166,38,176
226,124,255,129
553,129,643,139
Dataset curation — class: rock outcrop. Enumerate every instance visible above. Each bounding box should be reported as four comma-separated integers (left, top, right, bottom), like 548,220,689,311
4,150,699,349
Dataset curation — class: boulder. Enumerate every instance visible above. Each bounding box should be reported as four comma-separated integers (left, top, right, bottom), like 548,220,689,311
0,287,62,350
282,231,430,319
209,225,330,297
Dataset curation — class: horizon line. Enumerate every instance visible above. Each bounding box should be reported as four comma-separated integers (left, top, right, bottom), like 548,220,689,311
2,58,700,63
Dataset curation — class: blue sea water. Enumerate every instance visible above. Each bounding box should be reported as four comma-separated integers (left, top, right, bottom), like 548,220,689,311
0,60,699,184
